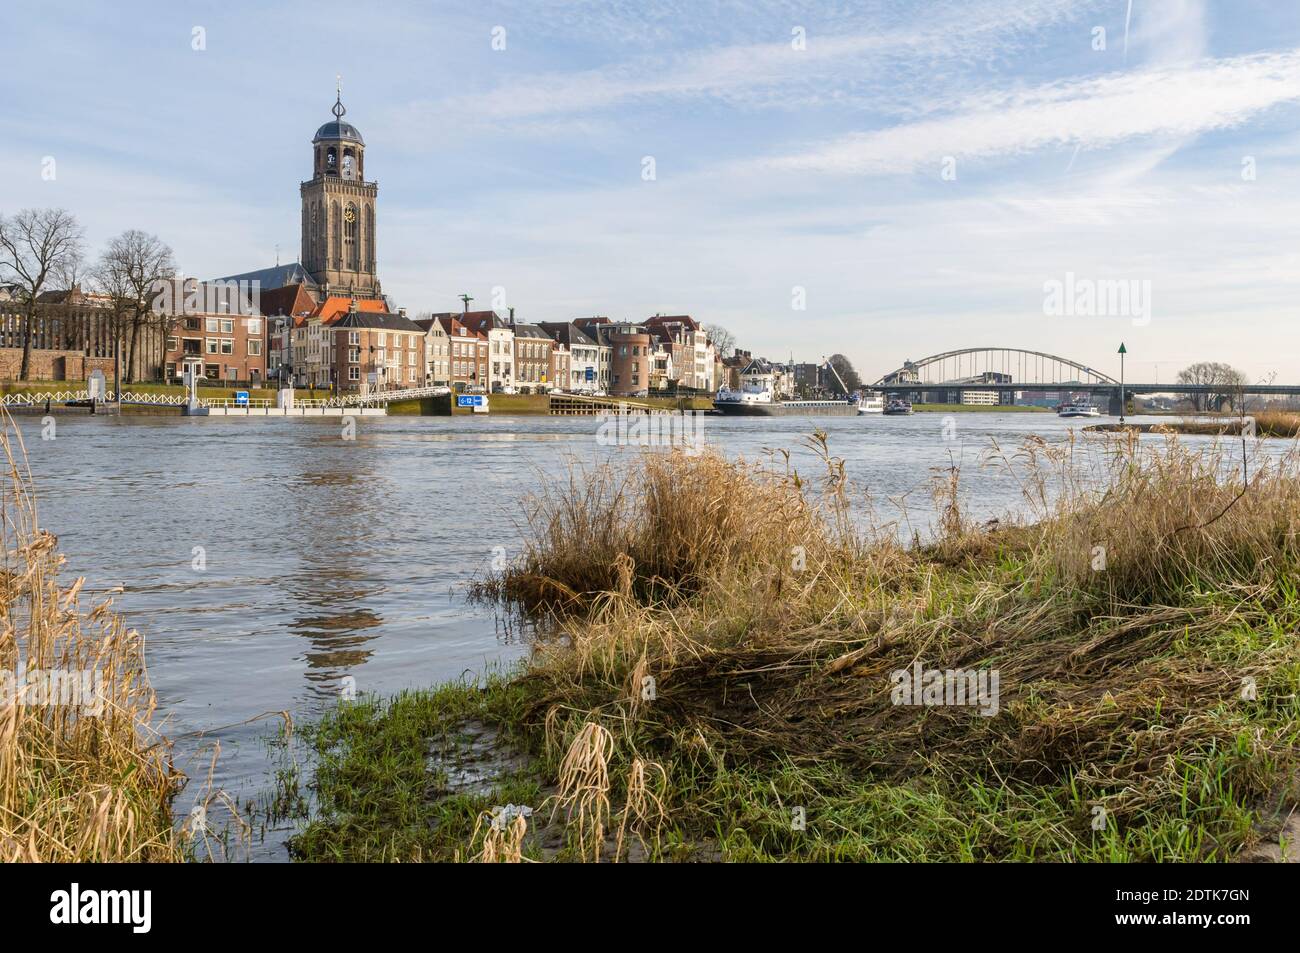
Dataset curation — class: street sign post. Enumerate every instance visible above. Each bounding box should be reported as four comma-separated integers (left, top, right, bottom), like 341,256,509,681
457,394,489,414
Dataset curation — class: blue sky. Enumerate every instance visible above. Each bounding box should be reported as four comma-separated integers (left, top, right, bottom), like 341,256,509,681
3,0,1299,382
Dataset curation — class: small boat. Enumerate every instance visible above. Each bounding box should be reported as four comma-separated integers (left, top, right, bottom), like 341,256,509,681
1058,400,1101,418
857,392,884,415
883,397,913,416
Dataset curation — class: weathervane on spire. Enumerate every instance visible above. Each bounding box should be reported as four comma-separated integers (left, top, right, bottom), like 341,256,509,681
332,74,346,119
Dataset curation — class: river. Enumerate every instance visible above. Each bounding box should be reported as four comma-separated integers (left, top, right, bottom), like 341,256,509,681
10,409,1262,860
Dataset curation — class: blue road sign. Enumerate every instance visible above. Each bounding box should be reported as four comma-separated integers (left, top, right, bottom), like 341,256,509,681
457,394,485,407
235,390,250,406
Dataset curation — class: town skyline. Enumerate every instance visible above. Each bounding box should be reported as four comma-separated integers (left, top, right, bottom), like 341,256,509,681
4,0,1299,383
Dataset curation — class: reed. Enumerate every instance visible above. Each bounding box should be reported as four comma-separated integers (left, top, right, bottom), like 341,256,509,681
0,415,182,862
299,430,1300,862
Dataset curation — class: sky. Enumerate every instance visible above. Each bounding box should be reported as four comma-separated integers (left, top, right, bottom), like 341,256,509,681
2,0,1299,384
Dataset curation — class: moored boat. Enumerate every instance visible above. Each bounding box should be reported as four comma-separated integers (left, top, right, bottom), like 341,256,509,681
857,391,884,414
883,397,913,415
714,389,859,416
1058,400,1101,418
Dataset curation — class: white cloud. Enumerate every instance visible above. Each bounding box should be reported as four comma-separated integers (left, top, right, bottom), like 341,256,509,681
765,50,1300,175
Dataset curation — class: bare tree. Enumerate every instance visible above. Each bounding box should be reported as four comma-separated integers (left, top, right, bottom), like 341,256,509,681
703,323,735,357
95,230,175,383
0,208,84,380
1176,361,1247,412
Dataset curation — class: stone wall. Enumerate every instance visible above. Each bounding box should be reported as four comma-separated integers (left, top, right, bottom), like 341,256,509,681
0,348,116,382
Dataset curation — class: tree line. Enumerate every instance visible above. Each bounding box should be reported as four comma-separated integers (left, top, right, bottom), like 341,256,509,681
0,207,175,382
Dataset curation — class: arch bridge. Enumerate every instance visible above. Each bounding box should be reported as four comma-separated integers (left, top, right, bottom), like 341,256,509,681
874,347,1117,389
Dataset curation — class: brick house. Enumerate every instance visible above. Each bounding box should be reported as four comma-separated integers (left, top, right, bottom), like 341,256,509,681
329,306,425,391
643,314,716,392
607,324,653,397
160,280,267,385
436,315,489,391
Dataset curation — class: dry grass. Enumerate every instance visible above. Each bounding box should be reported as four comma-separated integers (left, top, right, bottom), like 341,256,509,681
0,416,182,862
479,429,1300,860
479,436,850,614
1254,410,1300,438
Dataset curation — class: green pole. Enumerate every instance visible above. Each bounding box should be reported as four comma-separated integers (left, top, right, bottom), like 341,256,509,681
1118,342,1127,424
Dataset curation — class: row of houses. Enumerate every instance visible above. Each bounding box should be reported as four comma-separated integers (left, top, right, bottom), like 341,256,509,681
2,276,746,397
261,293,728,397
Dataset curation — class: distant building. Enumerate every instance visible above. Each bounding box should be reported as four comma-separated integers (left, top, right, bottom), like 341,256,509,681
330,306,425,391
540,321,605,392
643,314,715,391
607,324,652,397
435,315,488,391
0,284,119,381
159,279,267,385
413,316,450,387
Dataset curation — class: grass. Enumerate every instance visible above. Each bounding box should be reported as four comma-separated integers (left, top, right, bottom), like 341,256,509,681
0,413,184,861
292,428,1300,862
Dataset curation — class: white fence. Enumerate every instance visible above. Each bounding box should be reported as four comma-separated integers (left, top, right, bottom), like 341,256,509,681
0,385,443,411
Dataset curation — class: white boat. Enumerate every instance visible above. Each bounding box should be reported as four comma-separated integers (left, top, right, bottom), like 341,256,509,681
715,384,772,406
1058,400,1101,418
857,392,884,414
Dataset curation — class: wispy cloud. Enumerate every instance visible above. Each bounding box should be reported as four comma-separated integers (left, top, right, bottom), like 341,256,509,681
763,50,1300,175
409,0,1106,127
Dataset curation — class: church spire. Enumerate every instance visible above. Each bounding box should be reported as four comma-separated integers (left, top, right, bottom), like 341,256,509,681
332,74,346,119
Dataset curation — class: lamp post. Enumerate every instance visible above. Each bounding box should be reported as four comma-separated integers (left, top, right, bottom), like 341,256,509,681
1118,342,1127,425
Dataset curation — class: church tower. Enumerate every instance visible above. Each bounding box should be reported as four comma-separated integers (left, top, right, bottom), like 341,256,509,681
300,83,381,299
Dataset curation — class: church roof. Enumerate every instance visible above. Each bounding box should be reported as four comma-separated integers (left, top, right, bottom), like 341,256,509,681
213,262,319,292
313,120,364,145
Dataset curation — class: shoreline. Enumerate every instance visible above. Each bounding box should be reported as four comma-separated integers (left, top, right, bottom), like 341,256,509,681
285,435,1300,862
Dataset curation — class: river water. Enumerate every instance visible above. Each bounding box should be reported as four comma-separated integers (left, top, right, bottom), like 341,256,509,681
10,409,1262,859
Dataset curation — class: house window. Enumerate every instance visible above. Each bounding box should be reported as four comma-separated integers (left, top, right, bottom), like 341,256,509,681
166,337,178,351
248,340,262,355
348,347,359,363
246,318,261,335
220,339,234,355
205,318,218,332
220,319,234,333
348,366,360,381
349,331,359,344
206,339,219,354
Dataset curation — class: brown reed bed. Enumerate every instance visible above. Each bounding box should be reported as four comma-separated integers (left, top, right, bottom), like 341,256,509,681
0,416,183,862
296,429,1300,862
